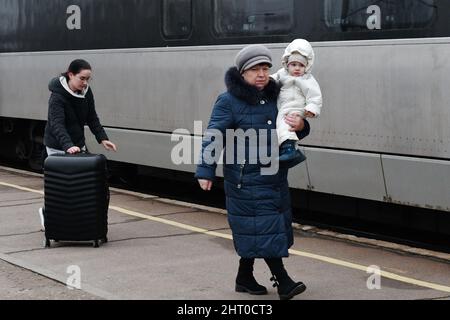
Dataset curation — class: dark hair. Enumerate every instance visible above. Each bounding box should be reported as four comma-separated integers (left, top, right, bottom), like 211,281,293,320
61,59,92,81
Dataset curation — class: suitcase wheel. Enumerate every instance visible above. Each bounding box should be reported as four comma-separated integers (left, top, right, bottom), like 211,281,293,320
44,238,51,248
103,237,108,243
93,240,99,248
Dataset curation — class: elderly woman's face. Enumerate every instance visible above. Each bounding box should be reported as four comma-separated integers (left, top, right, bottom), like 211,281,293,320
242,64,271,90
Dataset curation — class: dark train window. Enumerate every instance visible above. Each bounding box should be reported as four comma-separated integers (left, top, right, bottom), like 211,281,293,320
214,0,294,36
324,0,436,31
162,0,192,38
0,0,19,37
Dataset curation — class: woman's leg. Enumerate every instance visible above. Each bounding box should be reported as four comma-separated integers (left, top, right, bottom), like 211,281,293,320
235,257,267,295
38,207,45,231
264,257,306,300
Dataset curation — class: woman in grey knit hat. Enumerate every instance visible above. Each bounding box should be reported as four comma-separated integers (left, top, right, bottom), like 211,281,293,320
196,44,310,300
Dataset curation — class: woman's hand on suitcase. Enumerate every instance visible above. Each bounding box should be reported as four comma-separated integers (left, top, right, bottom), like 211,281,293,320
66,146,81,154
101,140,117,152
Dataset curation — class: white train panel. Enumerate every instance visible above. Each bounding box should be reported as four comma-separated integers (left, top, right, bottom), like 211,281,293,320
382,155,450,211
302,147,386,202
2,38,450,159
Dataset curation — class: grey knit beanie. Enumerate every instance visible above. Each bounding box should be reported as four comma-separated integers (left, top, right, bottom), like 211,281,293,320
235,44,273,73
287,53,308,67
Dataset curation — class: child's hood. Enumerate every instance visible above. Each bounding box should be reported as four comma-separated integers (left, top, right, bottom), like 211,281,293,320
282,39,315,73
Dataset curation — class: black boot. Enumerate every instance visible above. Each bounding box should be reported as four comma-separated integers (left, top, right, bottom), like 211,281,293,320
265,258,306,300
235,258,268,295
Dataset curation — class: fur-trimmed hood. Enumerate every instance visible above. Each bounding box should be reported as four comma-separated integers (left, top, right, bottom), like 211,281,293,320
225,67,281,105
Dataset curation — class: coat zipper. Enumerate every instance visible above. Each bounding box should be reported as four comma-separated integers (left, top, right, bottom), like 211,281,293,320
237,159,246,189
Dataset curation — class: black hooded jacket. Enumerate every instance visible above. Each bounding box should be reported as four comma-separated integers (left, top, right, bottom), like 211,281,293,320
43,77,108,151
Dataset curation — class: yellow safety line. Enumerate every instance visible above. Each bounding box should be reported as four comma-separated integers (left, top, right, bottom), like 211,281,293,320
110,205,233,240
1,180,450,293
0,182,44,195
289,249,450,293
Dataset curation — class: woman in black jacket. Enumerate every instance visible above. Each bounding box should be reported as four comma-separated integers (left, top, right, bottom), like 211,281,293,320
44,59,117,155
39,59,117,231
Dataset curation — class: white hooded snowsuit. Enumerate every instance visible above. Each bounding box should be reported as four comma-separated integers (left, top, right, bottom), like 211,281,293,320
272,39,322,146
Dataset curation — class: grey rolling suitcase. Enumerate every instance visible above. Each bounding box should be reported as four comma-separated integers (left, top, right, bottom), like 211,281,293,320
43,153,109,248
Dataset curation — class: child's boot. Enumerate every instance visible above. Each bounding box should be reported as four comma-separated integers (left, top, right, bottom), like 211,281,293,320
279,140,306,168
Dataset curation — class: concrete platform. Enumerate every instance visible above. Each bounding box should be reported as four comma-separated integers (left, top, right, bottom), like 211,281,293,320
0,166,449,300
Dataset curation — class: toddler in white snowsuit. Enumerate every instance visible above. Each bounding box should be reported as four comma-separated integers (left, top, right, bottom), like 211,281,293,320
271,39,322,167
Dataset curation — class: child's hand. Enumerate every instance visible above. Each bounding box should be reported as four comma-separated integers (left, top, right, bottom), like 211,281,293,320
304,111,315,118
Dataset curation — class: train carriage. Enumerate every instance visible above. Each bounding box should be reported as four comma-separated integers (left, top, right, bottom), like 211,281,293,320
1,0,450,241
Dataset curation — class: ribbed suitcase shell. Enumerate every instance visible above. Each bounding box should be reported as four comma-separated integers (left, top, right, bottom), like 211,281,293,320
43,153,109,247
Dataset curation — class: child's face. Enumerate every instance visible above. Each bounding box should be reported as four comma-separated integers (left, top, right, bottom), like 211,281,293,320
288,62,306,77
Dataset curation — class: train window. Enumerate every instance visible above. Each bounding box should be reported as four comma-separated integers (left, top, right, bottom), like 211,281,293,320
162,0,192,38
324,0,436,31
0,0,19,37
213,0,294,36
